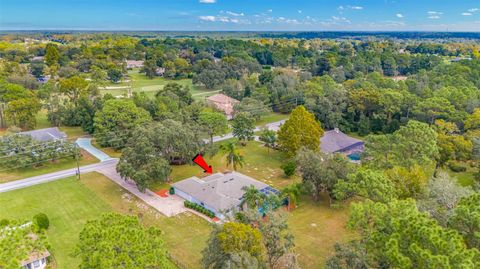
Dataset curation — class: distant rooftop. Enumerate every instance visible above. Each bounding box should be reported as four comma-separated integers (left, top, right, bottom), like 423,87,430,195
172,172,271,212
19,127,67,142
206,93,239,117
320,128,364,153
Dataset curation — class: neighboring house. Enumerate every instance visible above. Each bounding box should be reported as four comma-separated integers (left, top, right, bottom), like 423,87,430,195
451,57,472,62
19,127,67,142
1,222,51,269
125,60,144,69
206,93,239,119
173,172,279,219
320,128,364,160
392,75,408,82
37,76,50,84
21,250,50,269
155,67,165,76
31,56,44,62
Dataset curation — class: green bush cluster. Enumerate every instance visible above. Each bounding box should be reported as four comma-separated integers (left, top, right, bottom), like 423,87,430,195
281,161,296,177
448,161,467,172
184,201,216,218
33,213,50,230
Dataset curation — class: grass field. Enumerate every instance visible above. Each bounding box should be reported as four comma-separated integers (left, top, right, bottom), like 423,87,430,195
0,172,210,269
0,150,97,183
287,195,355,268
100,70,216,99
0,170,353,269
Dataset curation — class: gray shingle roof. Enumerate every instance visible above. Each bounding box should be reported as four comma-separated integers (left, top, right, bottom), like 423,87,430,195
320,129,364,153
19,127,67,142
172,172,269,212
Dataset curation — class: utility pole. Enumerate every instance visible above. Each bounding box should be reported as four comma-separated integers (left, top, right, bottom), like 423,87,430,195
74,144,81,180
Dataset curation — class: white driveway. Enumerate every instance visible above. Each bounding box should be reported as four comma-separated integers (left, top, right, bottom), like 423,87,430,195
76,138,112,162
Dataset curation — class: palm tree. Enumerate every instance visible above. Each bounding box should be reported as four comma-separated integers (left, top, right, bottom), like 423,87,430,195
241,185,266,209
220,140,245,171
281,183,302,211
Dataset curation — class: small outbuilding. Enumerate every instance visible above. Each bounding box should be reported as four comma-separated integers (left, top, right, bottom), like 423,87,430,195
173,172,278,219
206,93,239,119
19,127,67,142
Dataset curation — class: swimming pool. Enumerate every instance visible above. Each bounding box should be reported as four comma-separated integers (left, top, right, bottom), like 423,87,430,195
347,152,362,161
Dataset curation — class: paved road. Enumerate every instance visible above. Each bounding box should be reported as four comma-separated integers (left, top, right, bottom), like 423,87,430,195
207,119,286,143
0,119,287,193
0,159,118,193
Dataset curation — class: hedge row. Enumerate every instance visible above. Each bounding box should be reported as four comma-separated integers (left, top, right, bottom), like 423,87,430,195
184,201,216,218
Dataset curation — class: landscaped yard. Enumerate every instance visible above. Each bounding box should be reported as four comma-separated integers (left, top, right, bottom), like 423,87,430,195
0,172,210,269
151,140,299,191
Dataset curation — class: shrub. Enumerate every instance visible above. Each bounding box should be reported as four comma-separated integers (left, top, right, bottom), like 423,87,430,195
448,162,467,172
33,213,49,230
281,161,296,177
184,201,215,218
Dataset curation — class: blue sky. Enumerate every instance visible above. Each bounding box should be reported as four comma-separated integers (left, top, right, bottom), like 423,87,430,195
1,0,479,31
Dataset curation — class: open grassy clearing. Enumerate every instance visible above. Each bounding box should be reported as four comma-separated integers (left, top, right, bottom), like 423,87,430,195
255,112,289,127
100,70,215,99
0,150,97,183
0,172,210,269
287,195,356,268
446,165,478,187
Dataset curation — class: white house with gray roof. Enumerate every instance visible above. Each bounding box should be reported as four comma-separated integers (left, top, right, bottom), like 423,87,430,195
172,172,277,219
19,127,67,142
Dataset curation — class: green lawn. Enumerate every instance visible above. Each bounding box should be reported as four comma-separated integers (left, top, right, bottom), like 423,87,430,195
0,150,98,183
0,172,210,269
443,161,478,187
100,70,214,98
152,140,298,191
0,174,112,268
255,112,289,127
287,195,356,268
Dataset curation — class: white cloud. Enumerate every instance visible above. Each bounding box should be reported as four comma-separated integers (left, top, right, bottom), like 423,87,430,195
468,8,479,12
428,15,440,19
199,16,216,22
199,15,250,24
225,11,244,16
427,11,443,15
462,12,472,16
199,0,216,3
331,16,351,23
396,13,404,18
339,5,363,11
276,17,300,24
298,10,302,14
267,9,273,13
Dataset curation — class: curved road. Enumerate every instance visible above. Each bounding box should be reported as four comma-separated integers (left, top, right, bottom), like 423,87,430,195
0,119,286,193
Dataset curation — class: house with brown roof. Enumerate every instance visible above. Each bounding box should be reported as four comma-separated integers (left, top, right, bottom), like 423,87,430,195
206,93,239,119
125,60,144,69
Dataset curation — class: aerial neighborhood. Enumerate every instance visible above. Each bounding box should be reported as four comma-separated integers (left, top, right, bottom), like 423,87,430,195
1,1,480,269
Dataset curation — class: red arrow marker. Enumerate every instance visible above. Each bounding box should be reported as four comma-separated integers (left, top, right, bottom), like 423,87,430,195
192,154,213,174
